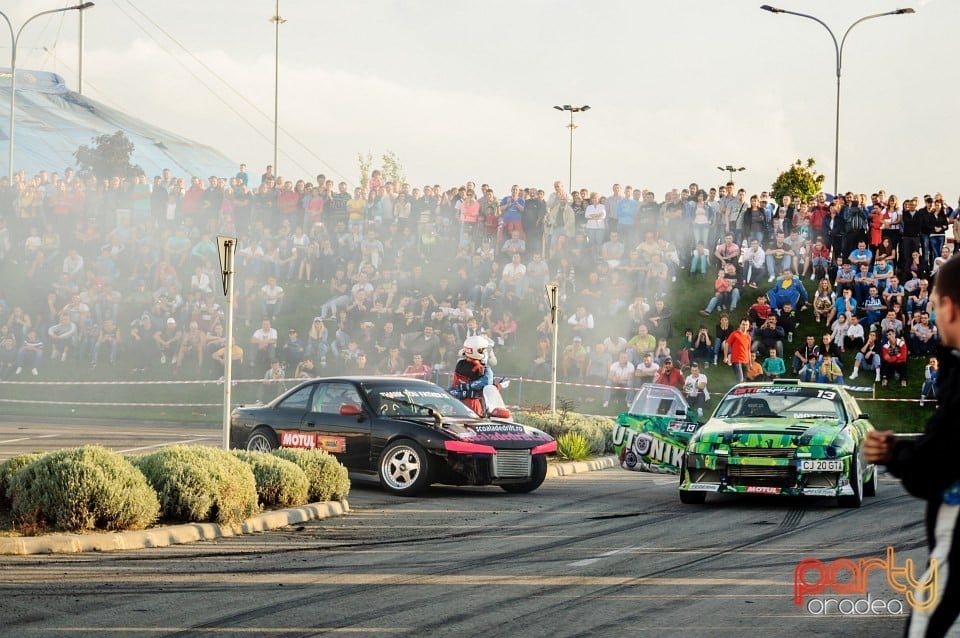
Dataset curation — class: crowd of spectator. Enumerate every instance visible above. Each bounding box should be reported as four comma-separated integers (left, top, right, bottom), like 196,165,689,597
0,164,955,409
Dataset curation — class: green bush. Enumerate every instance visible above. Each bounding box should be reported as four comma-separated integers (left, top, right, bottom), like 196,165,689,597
134,445,259,525
232,450,310,508
0,452,44,507
556,432,592,461
8,446,159,533
513,410,614,456
272,448,350,502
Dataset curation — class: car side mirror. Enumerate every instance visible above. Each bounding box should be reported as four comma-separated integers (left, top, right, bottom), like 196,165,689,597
676,409,687,416
490,407,511,419
339,404,362,416
858,413,869,420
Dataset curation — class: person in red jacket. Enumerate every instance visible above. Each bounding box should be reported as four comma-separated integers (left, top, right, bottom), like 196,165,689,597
880,329,908,387
653,357,683,389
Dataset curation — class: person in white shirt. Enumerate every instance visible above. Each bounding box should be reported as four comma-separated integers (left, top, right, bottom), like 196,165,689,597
633,352,660,386
741,238,766,288
683,363,709,417
260,277,284,320
250,319,278,370
499,253,527,297
605,351,635,409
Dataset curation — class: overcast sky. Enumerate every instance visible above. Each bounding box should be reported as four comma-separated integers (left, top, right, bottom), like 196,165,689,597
1,0,955,198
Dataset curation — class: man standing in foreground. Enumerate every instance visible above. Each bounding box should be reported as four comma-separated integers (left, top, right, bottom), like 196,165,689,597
865,256,960,637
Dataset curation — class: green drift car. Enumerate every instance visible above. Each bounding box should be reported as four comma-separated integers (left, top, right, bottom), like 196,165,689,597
679,380,878,508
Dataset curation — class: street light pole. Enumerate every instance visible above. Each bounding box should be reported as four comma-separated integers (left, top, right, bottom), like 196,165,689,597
760,5,914,196
716,165,746,183
271,0,286,178
0,3,95,182
553,104,590,192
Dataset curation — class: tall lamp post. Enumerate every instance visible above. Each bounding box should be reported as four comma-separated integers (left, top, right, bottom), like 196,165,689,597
717,165,745,183
0,3,94,182
270,0,286,177
553,104,590,192
760,5,915,196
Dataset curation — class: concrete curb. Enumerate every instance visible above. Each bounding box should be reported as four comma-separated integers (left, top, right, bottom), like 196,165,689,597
0,455,619,556
0,500,349,556
548,455,618,477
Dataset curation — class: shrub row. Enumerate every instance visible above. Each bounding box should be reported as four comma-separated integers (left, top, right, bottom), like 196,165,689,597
513,410,615,457
0,445,350,534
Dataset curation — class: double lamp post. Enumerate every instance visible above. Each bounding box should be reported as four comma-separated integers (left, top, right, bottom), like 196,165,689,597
760,5,915,197
0,2,95,182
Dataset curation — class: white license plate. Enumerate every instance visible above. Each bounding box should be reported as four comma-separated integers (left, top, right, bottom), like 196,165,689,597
798,459,844,472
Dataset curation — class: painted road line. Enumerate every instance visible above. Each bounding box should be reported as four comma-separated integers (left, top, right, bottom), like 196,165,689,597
569,545,637,567
48,628,411,634
117,437,216,454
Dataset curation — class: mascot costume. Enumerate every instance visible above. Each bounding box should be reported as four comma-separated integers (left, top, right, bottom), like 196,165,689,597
449,335,507,415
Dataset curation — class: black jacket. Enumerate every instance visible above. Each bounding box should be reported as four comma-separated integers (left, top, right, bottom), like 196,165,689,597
887,348,960,634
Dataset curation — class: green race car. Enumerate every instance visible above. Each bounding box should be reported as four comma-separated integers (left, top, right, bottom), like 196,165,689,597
678,379,878,508
613,383,700,474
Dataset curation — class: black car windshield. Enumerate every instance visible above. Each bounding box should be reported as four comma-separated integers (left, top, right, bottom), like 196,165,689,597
715,387,844,421
366,384,479,419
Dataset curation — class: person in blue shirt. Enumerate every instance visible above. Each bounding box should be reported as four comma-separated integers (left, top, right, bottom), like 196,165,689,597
862,285,885,331
798,354,818,382
871,256,895,289
853,263,876,305
766,268,809,312
834,261,856,295
616,187,640,248
847,240,873,270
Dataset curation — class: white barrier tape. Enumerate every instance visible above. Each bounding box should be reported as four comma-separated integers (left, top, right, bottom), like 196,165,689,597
0,399,222,407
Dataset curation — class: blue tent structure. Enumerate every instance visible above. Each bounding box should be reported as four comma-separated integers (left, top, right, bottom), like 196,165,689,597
0,69,235,179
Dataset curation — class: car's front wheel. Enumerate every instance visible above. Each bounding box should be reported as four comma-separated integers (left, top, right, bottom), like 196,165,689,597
838,452,864,508
246,427,278,452
501,455,548,493
379,440,431,496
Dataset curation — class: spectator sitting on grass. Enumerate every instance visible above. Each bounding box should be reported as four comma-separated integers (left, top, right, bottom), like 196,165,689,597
767,268,808,312
798,354,818,382
920,356,938,406
745,350,763,381
653,357,683,389
817,352,844,384
849,330,881,382
762,347,786,381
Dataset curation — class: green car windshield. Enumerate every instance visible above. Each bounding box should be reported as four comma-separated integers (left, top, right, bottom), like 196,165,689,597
715,387,844,421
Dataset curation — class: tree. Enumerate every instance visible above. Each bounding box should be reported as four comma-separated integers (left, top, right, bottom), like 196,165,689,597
381,150,406,188
770,158,825,203
73,131,144,180
357,152,373,191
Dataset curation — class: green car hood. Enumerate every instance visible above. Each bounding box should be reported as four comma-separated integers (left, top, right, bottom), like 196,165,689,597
693,418,848,448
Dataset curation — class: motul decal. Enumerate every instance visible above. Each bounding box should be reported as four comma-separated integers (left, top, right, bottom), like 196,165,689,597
280,431,317,448
745,486,781,495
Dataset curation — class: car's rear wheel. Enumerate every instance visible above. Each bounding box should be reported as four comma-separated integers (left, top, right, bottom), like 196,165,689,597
379,440,431,496
246,427,278,452
863,463,879,497
838,452,864,508
500,455,548,493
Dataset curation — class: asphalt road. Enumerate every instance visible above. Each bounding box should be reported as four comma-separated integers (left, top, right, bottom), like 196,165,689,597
0,463,927,638
0,416,220,461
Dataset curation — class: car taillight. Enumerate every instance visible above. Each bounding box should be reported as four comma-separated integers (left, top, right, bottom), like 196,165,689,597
531,440,557,455
444,440,497,454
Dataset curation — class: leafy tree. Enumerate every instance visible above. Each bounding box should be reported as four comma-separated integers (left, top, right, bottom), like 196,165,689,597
357,152,373,191
381,150,406,187
73,131,144,180
770,158,825,203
